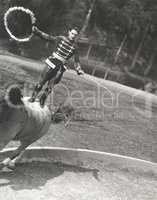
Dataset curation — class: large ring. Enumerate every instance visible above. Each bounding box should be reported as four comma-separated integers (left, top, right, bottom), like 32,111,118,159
4,7,36,42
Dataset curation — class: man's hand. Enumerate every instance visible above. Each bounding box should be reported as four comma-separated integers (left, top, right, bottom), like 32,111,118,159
75,63,84,75
32,26,38,34
76,68,84,75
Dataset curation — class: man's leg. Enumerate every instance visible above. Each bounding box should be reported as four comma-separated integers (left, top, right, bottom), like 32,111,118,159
39,83,52,107
39,68,65,107
53,69,64,85
29,83,43,102
29,65,58,102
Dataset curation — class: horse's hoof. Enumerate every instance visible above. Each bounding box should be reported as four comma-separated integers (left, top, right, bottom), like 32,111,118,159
2,157,11,166
1,158,16,170
8,160,16,170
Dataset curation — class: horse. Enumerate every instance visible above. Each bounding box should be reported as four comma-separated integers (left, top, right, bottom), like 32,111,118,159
0,85,51,169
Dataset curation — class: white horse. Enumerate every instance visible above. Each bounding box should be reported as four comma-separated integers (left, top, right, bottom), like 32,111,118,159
0,85,51,169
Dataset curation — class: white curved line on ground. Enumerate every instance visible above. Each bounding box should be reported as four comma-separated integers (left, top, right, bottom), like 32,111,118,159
1,146,157,174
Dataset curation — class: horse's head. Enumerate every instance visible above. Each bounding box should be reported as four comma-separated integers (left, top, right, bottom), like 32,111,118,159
0,85,23,123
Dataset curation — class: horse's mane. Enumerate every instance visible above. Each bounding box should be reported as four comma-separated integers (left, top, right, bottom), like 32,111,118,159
0,85,23,105
0,82,14,102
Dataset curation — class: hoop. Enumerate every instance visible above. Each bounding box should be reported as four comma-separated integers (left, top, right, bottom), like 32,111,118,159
4,7,36,42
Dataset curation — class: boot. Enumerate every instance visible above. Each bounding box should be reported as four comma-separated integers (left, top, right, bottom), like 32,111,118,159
39,87,51,107
39,92,47,107
29,84,42,103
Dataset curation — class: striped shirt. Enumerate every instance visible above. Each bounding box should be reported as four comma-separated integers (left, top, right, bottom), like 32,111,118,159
54,36,76,62
35,28,80,64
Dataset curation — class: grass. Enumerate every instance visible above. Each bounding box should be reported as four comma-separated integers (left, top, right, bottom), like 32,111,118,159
1,53,157,163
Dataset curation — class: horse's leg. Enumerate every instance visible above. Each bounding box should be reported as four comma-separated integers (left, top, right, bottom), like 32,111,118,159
2,141,29,169
0,142,10,169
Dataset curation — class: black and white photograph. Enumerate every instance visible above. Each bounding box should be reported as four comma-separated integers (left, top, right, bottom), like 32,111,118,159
0,0,157,199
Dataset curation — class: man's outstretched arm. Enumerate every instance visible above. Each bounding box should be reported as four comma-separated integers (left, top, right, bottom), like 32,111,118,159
33,26,58,41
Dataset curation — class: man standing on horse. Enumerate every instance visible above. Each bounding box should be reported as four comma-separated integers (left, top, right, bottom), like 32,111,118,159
29,26,84,106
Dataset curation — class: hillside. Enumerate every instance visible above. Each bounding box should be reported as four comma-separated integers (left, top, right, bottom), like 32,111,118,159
1,54,157,163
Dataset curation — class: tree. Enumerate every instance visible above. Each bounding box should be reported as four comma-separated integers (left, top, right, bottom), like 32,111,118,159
79,0,96,36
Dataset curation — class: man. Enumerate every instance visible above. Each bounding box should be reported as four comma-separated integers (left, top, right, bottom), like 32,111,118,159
29,26,84,106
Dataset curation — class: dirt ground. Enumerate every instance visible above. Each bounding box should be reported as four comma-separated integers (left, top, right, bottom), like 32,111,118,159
0,161,157,200
0,54,157,163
